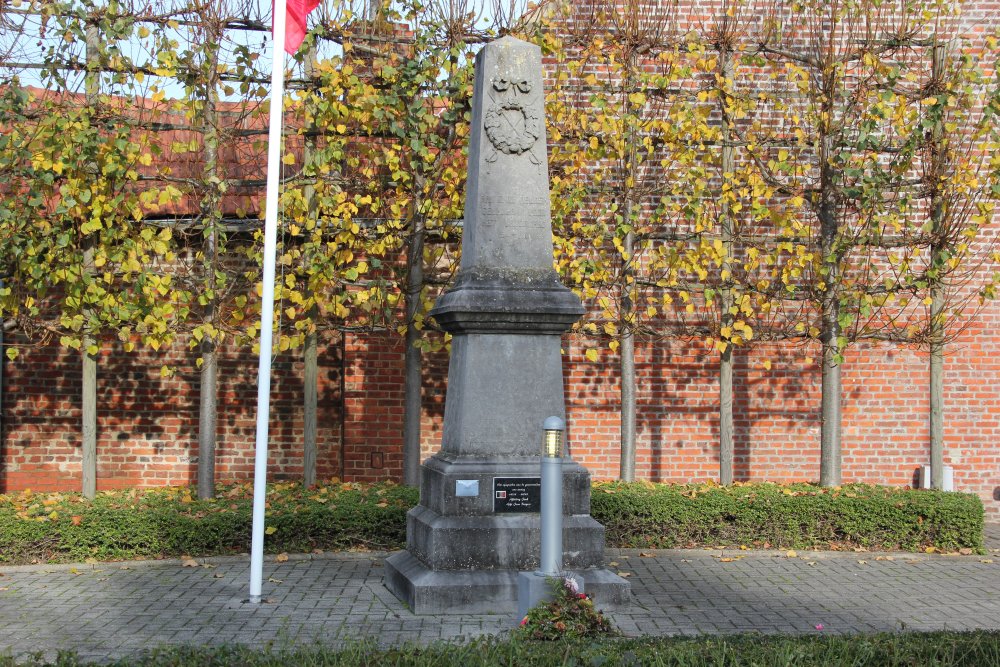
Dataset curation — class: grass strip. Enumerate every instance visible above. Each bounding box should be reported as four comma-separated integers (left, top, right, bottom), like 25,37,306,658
4,631,1000,667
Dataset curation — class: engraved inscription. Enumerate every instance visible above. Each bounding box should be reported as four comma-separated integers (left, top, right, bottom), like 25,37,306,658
493,477,541,513
479,195,548,227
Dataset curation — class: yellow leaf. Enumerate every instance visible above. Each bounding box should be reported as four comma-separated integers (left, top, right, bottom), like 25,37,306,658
763,360,772,370
265,526,277,535
786,550,797,558
585,348,599,362
275,553,289,563
282,152,295,165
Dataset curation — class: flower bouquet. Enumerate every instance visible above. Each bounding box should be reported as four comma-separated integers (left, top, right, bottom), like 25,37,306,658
517,576,619,640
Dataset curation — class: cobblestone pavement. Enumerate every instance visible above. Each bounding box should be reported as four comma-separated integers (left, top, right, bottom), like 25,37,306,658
1,527,998,664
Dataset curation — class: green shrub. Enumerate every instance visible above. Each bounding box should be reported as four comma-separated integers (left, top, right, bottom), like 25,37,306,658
590,481,985,553
0,480,984,565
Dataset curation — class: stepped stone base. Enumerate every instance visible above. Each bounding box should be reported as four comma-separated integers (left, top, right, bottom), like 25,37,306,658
384,550,630,615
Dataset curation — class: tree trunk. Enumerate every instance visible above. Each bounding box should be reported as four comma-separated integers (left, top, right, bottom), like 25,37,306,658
301,45,319,488
620,299,636,482
197,340,218,498
718,47,735,485
81,22,99,499
402,205,426,487
819,305,842,487
928,41,949,490
818,131,842,487
303,330,318,487
619,52,639,482
81,342,97,499
197,37,221,500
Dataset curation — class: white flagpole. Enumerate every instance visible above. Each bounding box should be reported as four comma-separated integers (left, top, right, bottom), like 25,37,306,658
249,0,288,604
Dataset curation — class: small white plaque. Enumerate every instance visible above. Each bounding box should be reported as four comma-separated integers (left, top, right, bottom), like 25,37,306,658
455,480,479,497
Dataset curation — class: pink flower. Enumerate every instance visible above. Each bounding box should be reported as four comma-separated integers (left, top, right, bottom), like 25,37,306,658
814,624,824,631
520,616,528,626
577,593,587,599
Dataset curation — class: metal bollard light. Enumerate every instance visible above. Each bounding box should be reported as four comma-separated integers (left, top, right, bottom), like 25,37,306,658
539,416,565,577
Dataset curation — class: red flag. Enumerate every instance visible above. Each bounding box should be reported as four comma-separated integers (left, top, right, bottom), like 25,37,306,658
277,0,320,55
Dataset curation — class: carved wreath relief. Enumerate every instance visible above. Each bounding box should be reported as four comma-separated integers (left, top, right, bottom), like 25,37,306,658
484,56,542,165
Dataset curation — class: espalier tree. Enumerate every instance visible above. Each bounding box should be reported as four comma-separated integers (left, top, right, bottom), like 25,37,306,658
0,2,190,497
539,1,763,482
274,0,474,486
738,0,1000,485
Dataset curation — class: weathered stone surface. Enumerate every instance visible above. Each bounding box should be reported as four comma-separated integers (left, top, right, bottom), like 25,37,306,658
428,35,584,334
418,455,594,517
406,506,606,570
384,35,629,615
385,551,631,615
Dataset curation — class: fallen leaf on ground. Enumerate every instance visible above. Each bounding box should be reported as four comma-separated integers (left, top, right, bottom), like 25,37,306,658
857,560,868,565
617,571,632,578
181,558,199,567
213,573,224,579
981,559,994,564
609,561,619,567
875,556,894,561
275,553,289,563
959,548,973,555
69,567,80,575
312,549,324,555
201,563,216,569
680,559,692,563
806,561,817,566
268,577,282,584
639,552,656,558
785,550,797,558
925,546,937,554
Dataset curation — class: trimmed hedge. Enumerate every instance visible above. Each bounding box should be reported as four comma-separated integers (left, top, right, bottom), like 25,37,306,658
0,480,984,565
591,481,985,553
0,481,417,564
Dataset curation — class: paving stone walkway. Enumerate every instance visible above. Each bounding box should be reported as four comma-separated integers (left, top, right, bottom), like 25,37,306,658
1,528,998,664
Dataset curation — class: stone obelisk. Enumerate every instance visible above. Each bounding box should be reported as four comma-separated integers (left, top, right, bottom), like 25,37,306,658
384,36,630,614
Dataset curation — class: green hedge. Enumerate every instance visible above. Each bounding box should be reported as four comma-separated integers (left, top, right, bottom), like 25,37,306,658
0,480,984,564
591,481,985,552
0,481,417,564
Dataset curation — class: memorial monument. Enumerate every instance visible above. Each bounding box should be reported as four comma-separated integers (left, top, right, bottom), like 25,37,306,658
384,36,630,614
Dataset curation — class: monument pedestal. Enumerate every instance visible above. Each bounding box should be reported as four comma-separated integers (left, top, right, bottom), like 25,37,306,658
383,36,630,615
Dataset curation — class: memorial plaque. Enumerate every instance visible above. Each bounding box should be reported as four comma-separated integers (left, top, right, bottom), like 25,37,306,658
493,477,541,513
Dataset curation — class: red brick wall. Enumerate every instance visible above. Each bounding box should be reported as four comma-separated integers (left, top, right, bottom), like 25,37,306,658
1,303,998,517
